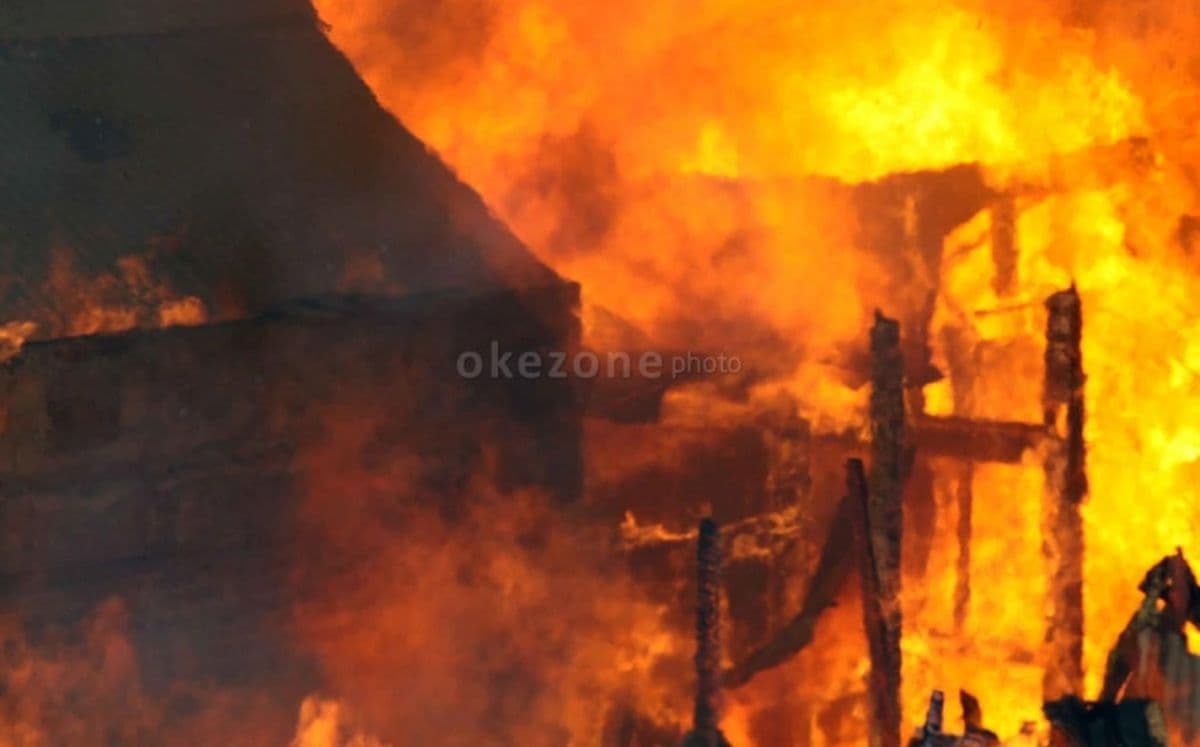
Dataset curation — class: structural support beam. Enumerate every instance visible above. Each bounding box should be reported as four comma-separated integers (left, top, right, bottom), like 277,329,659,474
682,519,730,747
849,456,901,747
910,414,1045,463
867,312,906,747
1042,287,1087,700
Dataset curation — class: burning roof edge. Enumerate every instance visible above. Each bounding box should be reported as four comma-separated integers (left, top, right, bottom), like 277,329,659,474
8,281,581,356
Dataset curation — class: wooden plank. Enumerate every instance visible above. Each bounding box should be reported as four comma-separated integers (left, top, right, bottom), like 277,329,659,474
910,414,1045,463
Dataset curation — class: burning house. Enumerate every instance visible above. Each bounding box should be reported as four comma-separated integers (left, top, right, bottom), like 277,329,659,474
4,0,1200,746
1,0,581,743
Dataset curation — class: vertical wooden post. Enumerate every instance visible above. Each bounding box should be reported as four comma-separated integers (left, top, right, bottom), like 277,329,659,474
684,518,728,747
866,309,906,747
1042,287,1087,700
849,457,901,747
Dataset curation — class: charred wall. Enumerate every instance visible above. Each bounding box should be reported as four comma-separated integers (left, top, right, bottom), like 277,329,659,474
0,283,580,696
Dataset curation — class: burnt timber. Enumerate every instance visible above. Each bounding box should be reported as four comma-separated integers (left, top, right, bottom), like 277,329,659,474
1041,287,1087,700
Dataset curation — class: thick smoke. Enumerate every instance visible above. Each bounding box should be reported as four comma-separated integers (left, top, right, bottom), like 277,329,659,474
288,403,692,745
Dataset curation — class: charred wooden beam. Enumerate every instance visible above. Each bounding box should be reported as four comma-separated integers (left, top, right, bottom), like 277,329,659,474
909,414,1045,463
695,518,722,736
849,457,902,747
918,690,946,745
1042,287,1087,701
723,493,855,690
868,312,905,747
960,691,984,733
622,413,1043,470
805,416,1044,464
682,519,731,747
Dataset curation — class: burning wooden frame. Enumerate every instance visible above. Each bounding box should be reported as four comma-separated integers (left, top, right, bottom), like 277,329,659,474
610,273,1200,746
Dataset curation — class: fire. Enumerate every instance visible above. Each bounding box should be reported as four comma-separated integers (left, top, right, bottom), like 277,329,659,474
290,698,390,747
288,404,693,745
312,0,1147,399
48,251,209,338
0,598,284,746
0,248,209,361
3,0,1198,744
313,0,1200,743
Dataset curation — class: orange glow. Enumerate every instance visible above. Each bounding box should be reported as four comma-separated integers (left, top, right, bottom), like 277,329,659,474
3,0,1199,743
312,0,1200,743
41,249,208,341
0,599,282,746
289,697,390,747
288,406,694,745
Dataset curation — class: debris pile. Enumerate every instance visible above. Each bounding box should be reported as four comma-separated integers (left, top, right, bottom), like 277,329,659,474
907,690,1000,747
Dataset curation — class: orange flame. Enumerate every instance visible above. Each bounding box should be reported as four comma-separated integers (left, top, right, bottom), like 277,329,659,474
312,0,1200,743
5,1,1200,744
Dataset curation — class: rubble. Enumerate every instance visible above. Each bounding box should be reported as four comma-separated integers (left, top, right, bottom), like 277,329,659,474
907,690,1000,747
1096,549,1200,741
1043,697,1167,747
